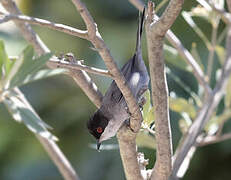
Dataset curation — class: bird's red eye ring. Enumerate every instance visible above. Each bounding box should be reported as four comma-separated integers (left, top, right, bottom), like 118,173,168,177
96,127,103,133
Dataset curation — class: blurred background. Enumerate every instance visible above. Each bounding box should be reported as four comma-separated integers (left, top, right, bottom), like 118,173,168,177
0,0,231,180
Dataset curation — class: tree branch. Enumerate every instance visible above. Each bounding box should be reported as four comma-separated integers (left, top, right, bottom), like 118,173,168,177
48,57,112,78
0,13,88,39
197,133,231,146
227,0,231,12
153,0,184,36
146,0,184,179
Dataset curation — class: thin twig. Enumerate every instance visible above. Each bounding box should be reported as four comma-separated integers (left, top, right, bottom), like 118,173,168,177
0,13,88,39
207,21,219,83
216,110,231,136
7,55,112,78
48,57,113,78
197,133,231,146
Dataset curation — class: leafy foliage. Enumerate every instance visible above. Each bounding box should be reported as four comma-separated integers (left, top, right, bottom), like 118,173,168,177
0,41,65,140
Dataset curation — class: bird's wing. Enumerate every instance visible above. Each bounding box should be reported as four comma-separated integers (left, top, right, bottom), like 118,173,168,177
104,57,134,104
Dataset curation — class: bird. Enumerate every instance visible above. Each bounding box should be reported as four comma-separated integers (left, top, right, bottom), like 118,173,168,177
87,8,149,150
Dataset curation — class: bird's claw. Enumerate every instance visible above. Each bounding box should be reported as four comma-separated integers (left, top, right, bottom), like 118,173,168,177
124,119,135,132
138,96,146,111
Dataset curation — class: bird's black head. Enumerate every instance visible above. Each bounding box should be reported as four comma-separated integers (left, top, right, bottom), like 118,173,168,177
87,110,109,140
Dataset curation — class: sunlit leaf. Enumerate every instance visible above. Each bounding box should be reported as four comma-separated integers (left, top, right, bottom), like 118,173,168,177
5,45,52,89
0,40,14,87
191,6,210,21
3,90,57,141
19,68,67,87
178,112,192,134
136,130,156,149
169,97,196,118
143,90,151,116
142,90,155,127
225,76,231,108
215,45,225,65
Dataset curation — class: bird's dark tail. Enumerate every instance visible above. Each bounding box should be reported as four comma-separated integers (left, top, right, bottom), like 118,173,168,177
135,7,145,55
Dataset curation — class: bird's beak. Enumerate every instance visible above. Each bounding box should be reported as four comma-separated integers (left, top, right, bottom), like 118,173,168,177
97,140,101,151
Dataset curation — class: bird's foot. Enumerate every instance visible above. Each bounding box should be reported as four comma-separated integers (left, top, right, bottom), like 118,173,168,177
124,119,135,132
138,96,146,111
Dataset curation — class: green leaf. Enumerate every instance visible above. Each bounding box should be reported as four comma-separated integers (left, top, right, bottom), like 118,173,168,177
143,90,151,117
169,97,196,119
215,45,225,65
142,90,155,127
18,68,67,87
0,40,14,87
136,130,156,149
164,45,188,70
3,90,57,141
225,76,231,108
6,45,52,89
178,113,192,134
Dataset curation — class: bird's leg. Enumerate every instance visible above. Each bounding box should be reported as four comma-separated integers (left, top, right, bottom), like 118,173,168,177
124,118,135,132
124,97,145,132
138,96,146,111
124,107,135,132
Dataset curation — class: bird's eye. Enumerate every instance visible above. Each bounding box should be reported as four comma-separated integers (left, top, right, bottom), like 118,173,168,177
96,127,103,133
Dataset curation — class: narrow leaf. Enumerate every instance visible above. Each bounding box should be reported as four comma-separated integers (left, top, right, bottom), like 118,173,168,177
3,90,57,141
19,68,67,87
225,76,231,108
0,40,14,86
215,45,225,65
9,46,52,89
142,90,155,127
169,97,196,119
